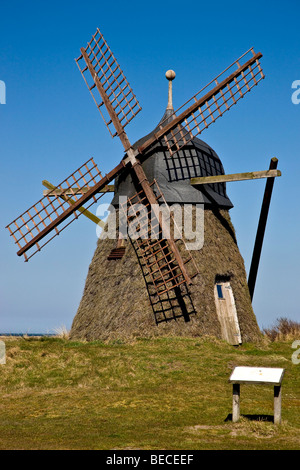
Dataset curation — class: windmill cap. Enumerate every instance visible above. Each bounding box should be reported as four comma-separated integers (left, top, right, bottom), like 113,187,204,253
165,70,176,80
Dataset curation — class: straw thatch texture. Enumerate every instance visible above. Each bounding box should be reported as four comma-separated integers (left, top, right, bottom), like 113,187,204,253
70,208,261,342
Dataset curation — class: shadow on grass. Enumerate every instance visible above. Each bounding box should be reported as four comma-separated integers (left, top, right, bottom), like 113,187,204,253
225,414,274,423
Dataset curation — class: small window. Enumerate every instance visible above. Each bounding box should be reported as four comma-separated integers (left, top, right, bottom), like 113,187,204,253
216,284,224,299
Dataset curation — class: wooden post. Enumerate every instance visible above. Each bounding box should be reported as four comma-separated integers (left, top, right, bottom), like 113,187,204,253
274,385,282,425
232,384,240,423
248,157,279,301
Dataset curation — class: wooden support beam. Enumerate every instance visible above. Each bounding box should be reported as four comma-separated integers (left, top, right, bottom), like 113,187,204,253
190,169,281,186
42,184,114,196
42,180,105,229
248,158,279,301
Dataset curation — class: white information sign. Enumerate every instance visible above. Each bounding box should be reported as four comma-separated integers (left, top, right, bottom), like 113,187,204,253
229,366,284,385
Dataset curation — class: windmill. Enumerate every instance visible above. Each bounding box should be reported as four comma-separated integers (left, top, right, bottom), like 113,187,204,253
6,29,281,344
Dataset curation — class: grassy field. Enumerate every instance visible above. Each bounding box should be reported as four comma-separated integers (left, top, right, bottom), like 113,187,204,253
0,334,299,450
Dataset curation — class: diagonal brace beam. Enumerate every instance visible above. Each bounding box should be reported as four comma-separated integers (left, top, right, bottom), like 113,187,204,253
248,157,279,300
42,180,105,228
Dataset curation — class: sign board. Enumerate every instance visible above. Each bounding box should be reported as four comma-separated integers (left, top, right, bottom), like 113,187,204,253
229,366,284,385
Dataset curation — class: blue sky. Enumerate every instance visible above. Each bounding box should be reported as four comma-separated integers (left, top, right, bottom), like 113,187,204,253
1,0,299,334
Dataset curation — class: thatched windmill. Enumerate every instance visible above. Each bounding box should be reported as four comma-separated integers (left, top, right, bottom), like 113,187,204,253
6,29,281,345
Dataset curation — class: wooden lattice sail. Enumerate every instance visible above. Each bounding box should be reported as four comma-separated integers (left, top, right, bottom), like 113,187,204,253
138,48,264,157
75,28,142,139
6,158,117,261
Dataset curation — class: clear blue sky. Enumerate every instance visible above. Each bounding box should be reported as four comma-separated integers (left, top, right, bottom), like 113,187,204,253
1,0,299,333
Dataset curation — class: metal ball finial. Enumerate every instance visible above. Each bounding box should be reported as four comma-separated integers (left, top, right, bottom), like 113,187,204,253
165,70,176,81
165,70,175,110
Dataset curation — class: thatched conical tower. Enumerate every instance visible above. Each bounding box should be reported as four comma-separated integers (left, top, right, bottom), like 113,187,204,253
70,72,261,344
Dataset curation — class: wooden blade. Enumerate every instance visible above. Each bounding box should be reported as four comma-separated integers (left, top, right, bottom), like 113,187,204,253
137,48,264,157
76,28,141,148
6,158,124,261
119,179,198,304
130,161,192,286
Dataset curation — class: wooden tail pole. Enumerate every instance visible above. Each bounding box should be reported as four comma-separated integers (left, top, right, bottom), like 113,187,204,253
248,157,279,301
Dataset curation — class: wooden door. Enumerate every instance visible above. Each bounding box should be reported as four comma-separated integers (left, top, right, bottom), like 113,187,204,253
214,281,242,345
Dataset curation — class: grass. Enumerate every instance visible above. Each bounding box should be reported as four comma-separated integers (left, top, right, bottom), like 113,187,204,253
0,334,299,450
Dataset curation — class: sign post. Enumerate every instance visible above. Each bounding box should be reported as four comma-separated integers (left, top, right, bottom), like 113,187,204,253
229,366,285,425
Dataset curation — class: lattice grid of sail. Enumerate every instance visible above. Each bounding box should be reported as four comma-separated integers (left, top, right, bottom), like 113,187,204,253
158,48,264,156
6,158,107,261
76,28,142,137
119,180,198,299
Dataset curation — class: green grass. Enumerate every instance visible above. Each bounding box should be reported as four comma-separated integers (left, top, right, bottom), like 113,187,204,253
0,335,299,450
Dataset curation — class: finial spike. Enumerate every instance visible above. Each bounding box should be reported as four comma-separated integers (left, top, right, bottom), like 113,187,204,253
165,70,176,110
